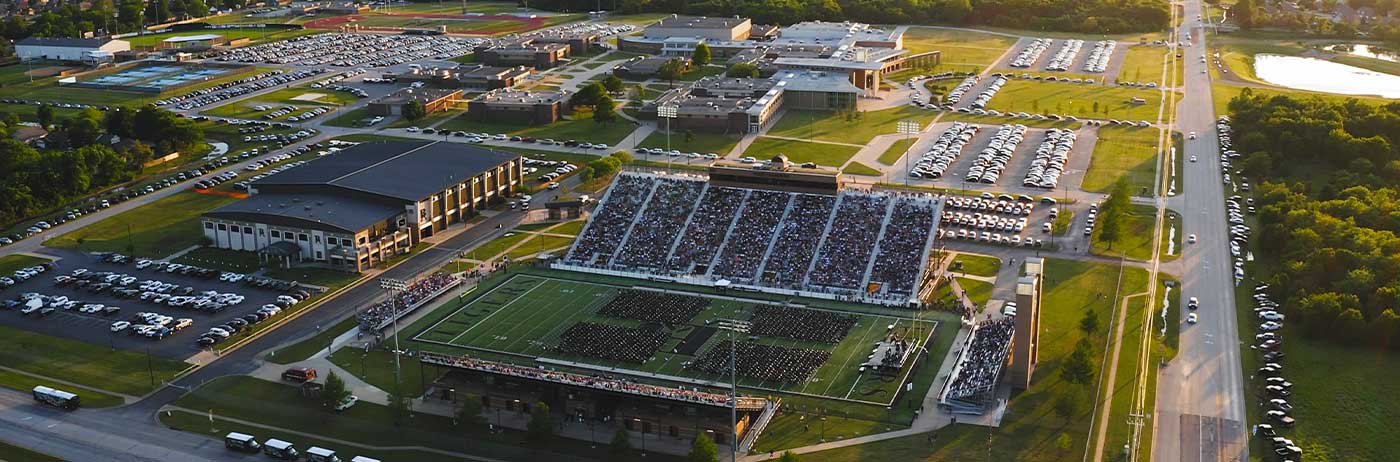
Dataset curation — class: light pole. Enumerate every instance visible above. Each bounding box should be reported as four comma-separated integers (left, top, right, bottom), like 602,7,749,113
658,104,678,173
896,119,921,187
380,276,409,424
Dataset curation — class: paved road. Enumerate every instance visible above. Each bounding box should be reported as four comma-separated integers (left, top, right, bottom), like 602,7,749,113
1154,2,1249,461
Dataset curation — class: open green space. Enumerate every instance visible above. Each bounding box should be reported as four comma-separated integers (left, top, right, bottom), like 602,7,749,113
988,80,1163,121
903,27,1018,67
123,27,319,47
1097,293,1150,461
160,410,475,462
0,369,125,408
388,109,463,129
768,107,937,145
877,138,917,165
636,131,741,156
1091,203,1157,261
172,246,264,273
957,278,994,307
0,255,51,274
938,111,1081,129
745,137,862,168
1160,210,1182,261
45,191,238,258
795,258,1148,462
0,441,62,462
1082,126,1160,194
1053,209,1075,236
323,108,375,128
465,231,533,261
0,325,187,396
172,376,669,462
548,220,586,236
506,235,575,260
328,348,427,394
1118,45,1170,83
842,161,882,176
952,253,1001,278
435,111,635,145
1157,275,1180,362
268,316,359,365
255,87,360,106
203,101,320,121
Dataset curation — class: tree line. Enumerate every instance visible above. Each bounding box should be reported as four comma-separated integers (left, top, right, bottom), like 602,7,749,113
1227,89,1400,348
0,0,242,42
0,105,203,228
526,0,1169,34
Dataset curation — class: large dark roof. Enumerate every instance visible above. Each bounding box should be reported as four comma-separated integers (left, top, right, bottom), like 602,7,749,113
254,141,519,202
16,37,119,48
206,192,404,234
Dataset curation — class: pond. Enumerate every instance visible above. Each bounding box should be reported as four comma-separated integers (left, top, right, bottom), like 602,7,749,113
1253,54,1400,98
1326,44,1397,63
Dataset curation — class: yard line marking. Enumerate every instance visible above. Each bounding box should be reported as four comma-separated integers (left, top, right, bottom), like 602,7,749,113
445,277,549,346
506,282,611,354
418,275,542,342
819,315,887,397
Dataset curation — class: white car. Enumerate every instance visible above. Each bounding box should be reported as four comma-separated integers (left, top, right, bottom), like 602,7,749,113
1187,234,1197,244
111,321,131,332
1188,132,1197,140
406,127,420,132
1187,313,1198,324
1189,156,1197,162
334,395,359,411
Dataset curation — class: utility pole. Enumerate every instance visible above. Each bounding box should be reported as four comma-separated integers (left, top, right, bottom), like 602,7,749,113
380,277,409,424
897,119,920,187
658,104,677,173
729,329,738,462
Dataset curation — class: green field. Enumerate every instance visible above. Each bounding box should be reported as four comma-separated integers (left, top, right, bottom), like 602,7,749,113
877,138,917,165
952,253,1001,278
435,111,636,145
794,258,1149,462
938,111,1082,129
45,191,238,258
842,162,882,176
0,255,50,274
768,107,937,145
988,80,1164,121
0,369,125,408
203,101,322,121
745,137,862,168
256,87,360,106
1118,46,1170,83
1091,203,1158,261
507,235,574,260
0,441,62,462
324,108,375,128
0,325,187,396
413,274,939,403
903,27,1018,68
1082,126,1161,194
637,131,741,156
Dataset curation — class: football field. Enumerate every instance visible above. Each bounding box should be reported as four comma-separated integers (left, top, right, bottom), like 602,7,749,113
414,274,941,405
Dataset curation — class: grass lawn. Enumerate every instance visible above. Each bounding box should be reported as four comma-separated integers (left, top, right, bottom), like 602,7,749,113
466,231,533,260
172,246,264,273
328,348,427,394
903,27,1018,67
745,137,862,168
842,162,882,176
0,255,51,274
264,267,361,290
1091,204,1157,261
1255,338,1400,462
255,87,360,106
268,316,359,364
124,28,318,47
988,80,1163,121
938,111,1081,129
160,410,476,462
1053,210,1076,236
1160,210,1182,261
45,191,238,258
636,131,741,156
173,376,673,462
877,138,917,165
952,253,1001,278
0,441,62,462
435,111,636,145
323,108,375,128
0,369,125,408
1082,126,1160,195
548,219,586,236
387,109,463,129
507,235,574,260
957,277,994,307
795,258,1148,462
1097,293,1150,461
1118,46,1170,83
1210,82,1392,115
0,324,187,396
768,107,938,145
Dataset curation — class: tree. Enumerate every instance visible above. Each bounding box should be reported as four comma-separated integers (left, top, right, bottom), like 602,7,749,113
1060,338,1096,386
684,129,695,143
1233,0,1256,28
609,428,633,456
602,74,624,93
320,371,351,411
526,401,554,443
456,393,486,429
610,151,635,164
572,82,605,108
61,108,105,147
401,101,428,121
687,432,719,462
1096,179,1132,251
692,42,712,66
1079,308,1099,334
1053,387,1086,419
1055,433,1073,452
593,95,617,125
35,104,54,129
726,62,760,78
658,59,684,88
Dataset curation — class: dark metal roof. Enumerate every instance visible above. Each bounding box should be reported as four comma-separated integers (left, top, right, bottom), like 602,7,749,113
16,37,119,48
254,141,519,202
206,192,403,234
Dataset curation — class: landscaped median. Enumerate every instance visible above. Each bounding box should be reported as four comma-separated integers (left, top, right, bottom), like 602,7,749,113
1083,126,1161,195
0,324,187,398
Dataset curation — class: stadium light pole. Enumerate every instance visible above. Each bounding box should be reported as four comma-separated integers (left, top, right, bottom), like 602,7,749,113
729,329,738,462
896,119,920,187
658,104,678,173
380,276,409,424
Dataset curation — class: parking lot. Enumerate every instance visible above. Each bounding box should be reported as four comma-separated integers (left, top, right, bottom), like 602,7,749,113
211,32,486,68
0,254,302,359
893,121,1101,195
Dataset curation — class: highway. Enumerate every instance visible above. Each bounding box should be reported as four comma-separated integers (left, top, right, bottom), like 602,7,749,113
1153,1,1250,461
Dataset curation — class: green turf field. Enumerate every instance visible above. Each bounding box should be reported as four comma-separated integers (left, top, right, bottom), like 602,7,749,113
414,274,939,404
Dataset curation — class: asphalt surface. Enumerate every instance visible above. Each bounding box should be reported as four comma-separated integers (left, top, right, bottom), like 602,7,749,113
1153,1,1250,461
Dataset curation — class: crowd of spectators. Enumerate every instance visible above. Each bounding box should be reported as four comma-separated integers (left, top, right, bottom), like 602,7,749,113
810,193,891,289
690,340,830,385
555,322,669,364
749,305,857,344
761,194,837,287
358,273,458,330
421,352,743,407
711,191,791,282
614,178,705,268
943,317,1015,402
666,187,748,274
869,197,939,295
598,290,708,325
567,174,657,265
